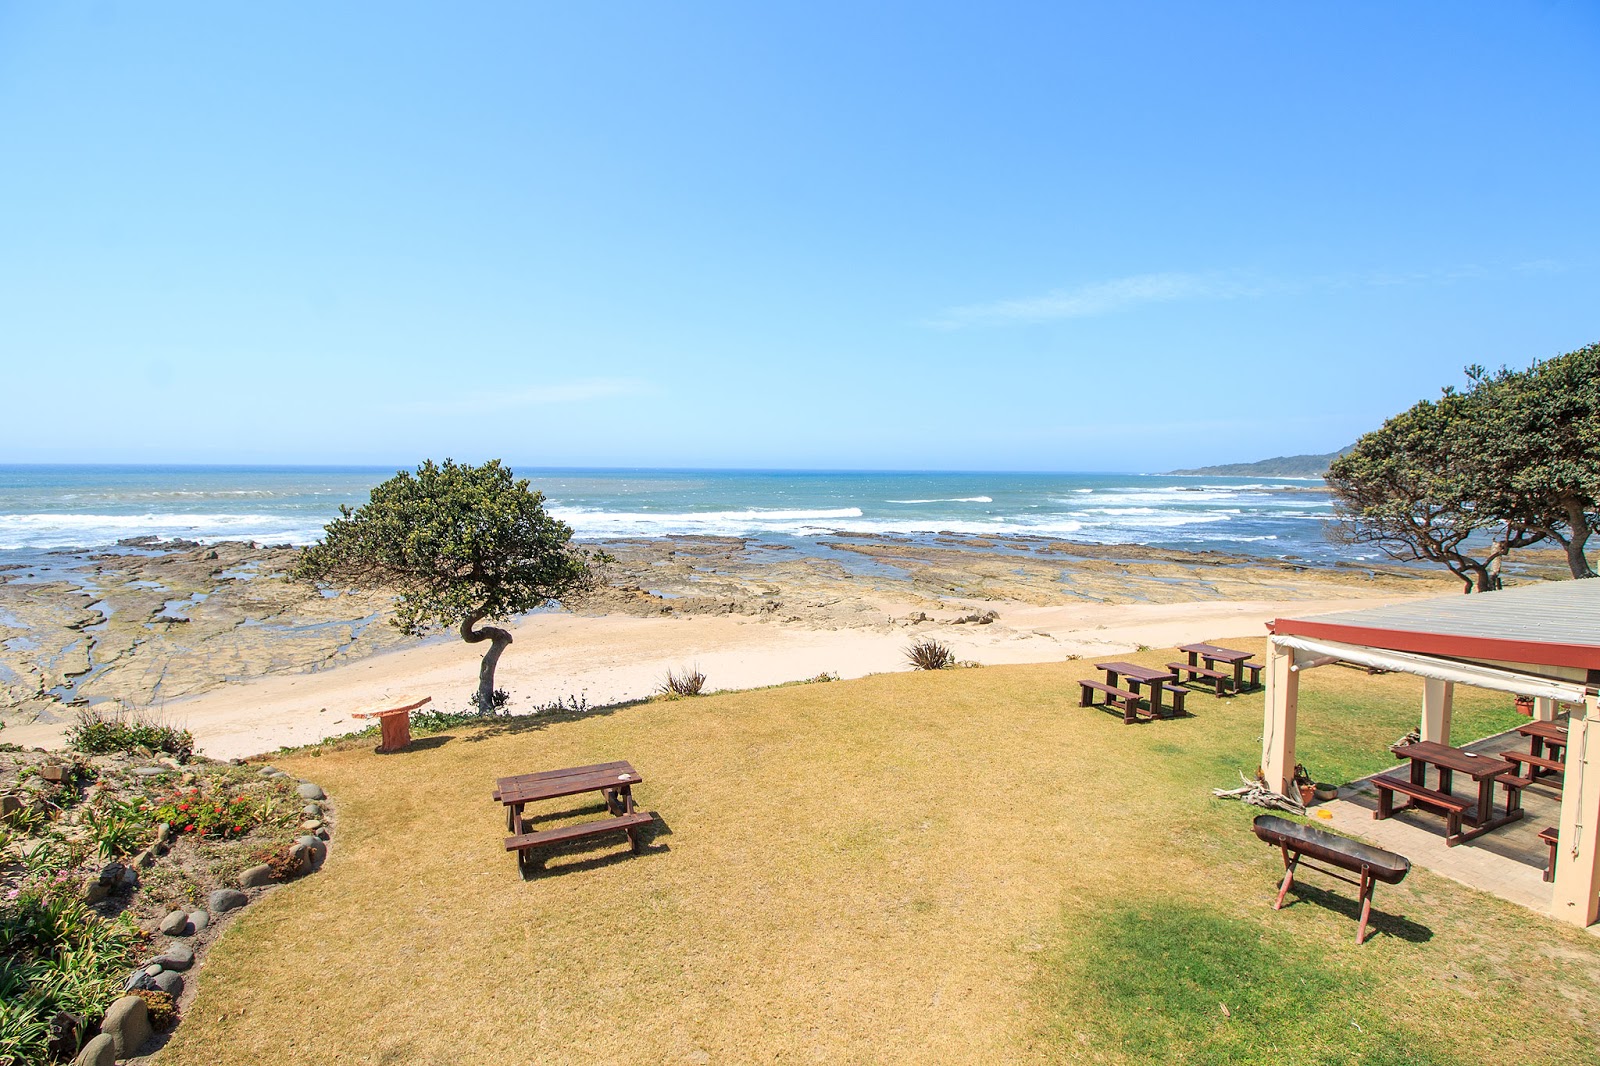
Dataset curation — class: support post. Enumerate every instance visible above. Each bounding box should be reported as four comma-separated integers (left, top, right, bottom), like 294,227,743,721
1534,697,1557,723
1261,638,1299,797
1420,678,1455,744
1551,695,1600,927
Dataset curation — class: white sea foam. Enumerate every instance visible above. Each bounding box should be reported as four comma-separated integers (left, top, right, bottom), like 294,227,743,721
884,496,993,504
0,513,327,550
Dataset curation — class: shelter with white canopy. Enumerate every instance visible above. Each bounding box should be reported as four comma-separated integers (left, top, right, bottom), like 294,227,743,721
1259,579,1600,928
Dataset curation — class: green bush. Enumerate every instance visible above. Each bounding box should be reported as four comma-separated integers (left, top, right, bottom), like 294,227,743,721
66,709,194,760
0,881,143,1063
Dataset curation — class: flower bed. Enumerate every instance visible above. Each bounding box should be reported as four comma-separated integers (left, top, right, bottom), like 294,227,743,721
0,742,329,1062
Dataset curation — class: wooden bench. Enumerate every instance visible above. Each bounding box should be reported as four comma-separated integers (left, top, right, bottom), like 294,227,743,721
1494,770,1533,814
506,812,653,873
1252,814,1410,945
1539,826,1559,882
1079,679,1148,724
1160,683,1189,717
1372,773,1471,845
1165,661,1233,696
1238,661,1264,689
1501,750,1564,788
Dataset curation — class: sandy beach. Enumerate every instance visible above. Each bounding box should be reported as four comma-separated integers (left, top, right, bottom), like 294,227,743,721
0,533,1464,757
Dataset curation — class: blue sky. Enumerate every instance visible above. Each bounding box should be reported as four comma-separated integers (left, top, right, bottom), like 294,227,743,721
2,3,1596,472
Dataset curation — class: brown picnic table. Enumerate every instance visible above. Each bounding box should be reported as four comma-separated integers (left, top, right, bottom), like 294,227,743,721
1176,643,1262,691
1091,661,1185,719
1377,741,1524,846
493,760,653,875
1517,719,1567,763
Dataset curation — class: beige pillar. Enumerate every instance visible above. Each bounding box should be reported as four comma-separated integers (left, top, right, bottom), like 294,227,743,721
1551,695,1600,927
1261,639,1299,796
1534,697,1557,723
1420,679,1454,743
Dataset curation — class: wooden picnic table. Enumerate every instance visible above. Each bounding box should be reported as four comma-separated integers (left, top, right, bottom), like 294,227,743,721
1177,643,1260,691
1094,661,1177,718
1516,719,1568,761
1386,741,1523,843
494,760,653,875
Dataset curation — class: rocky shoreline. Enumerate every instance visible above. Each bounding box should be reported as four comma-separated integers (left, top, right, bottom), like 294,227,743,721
1,532,1567,730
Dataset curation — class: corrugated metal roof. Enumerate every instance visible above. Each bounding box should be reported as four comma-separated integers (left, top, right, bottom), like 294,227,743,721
1271,579,1600,670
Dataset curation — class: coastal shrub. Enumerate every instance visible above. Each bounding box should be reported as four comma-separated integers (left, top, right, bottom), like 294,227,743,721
131,988,178,1031
905,638,954,671
468,687,511,712
660,667,707,697
87,796,147,859
532,693,591,715
67,708,194,760
0,880,142,1062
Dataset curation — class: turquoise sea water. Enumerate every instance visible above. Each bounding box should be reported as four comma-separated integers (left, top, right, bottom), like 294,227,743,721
0,465,1350,562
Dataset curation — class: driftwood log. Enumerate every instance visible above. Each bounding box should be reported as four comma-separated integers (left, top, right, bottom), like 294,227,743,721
1213,772,1306,814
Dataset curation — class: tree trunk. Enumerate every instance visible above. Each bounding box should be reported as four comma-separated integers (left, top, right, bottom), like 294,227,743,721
1558,501,1597,579
460,611,513,710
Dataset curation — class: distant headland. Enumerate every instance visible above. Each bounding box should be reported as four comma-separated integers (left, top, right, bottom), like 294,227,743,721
1167,447,1350,479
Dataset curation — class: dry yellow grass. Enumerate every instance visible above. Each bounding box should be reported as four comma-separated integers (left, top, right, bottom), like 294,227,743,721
155,642,1600,1065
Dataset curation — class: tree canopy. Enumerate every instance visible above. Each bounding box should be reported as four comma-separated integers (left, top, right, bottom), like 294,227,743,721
296,459,597,708
1328,342,1600,590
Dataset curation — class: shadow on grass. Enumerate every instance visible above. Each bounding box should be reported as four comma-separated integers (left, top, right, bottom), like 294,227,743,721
451,697,655,744
516,812,673,882
1276,882,1435,944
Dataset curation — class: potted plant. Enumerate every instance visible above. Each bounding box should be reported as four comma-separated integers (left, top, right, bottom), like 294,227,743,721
1514,695,1535,716
1292,763,1316,807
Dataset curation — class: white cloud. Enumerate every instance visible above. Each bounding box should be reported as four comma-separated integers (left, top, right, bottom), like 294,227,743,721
391,377,651,417
929,271,1265,329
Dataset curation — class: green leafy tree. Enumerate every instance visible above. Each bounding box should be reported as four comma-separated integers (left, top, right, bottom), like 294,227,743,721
1457,343,1600,579
1329,342,1600,589
1326,394,1541,592
297,459,598,709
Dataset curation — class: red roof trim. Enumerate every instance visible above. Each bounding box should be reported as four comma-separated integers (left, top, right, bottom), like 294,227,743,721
1267,618,1600,670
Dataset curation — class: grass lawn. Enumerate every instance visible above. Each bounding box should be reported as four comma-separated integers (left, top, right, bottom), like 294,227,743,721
157,640,1600,1064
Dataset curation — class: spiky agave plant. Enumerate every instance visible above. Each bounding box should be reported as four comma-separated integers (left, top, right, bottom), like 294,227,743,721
905,638,955,671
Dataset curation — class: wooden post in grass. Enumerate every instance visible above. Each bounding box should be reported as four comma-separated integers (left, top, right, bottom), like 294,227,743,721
351,696,432,754
1261,638,1299,797
1552,694,1600,927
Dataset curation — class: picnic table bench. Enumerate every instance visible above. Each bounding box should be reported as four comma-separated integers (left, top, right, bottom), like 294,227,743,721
1177,643,1262,691
1253,814,1410,945
1540,826,1560,882
494,760,654,875
1378,741,1524,846
1082,662,1188,723
1165,661,1233,696
1500,750,1564,789
1512,720,1567,786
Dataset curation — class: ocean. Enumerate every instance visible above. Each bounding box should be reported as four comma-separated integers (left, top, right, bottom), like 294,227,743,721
0,464,1352,565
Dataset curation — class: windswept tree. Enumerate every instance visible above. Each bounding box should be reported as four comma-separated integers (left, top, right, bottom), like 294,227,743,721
1457,343,1600,579
297,459,598,709
1329,341,1600,589
1326,394,1540,592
